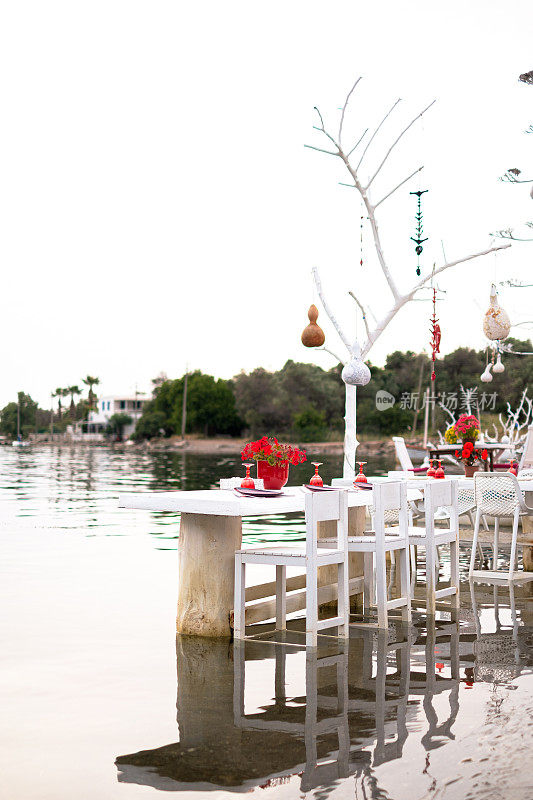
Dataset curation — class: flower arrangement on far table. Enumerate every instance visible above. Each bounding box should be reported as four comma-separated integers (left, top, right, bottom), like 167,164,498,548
444,414,481,445
241,437,307,489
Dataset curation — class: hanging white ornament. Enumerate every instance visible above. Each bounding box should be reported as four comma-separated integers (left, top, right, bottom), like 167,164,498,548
480,363,493,383
492,353,505,373
341,343,371,387
483,284,511,341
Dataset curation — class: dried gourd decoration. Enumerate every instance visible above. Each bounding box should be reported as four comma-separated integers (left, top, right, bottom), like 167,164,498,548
483,284,511,341
301,304,325,347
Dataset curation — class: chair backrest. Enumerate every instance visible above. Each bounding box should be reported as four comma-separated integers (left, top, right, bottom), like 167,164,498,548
304,489,348,558
423,479,458,535
520,426,533,470
373,481,409,544
392,437,414,472
473,472,522,516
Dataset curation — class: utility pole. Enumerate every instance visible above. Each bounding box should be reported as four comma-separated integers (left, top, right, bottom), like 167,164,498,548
17,393,21,441
412,355,425,434
50,393,54,439
181,368,188,440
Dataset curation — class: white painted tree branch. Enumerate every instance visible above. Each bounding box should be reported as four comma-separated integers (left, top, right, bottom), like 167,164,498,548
316,345,347,365
410,243,512,295
356,98,401,172
365,99,436,189
374,166,424,208
312,266,352,355
348,291,371,340
338,77,362,145
347,128,368,158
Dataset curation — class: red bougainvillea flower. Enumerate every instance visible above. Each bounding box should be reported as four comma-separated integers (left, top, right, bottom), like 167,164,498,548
241,437,307,466
482,449,488,460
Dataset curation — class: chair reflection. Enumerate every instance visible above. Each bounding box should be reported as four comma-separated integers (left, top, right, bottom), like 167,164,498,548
116,619,465,794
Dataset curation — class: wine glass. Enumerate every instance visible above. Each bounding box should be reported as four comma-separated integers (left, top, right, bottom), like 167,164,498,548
508,461,518,476
354,461,368,484
434,459,445,479
426,459,436,478
309,461,323,487
241,462,255,489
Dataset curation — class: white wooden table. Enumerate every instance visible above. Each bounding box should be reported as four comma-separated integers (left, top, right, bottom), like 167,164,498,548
118,485,422,638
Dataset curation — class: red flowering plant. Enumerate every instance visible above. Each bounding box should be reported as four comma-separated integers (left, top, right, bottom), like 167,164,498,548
454,440,488,467
241,436,307,467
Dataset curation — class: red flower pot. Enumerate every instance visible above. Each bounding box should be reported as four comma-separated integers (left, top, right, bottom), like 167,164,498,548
464,463,479,478
257,460,290,490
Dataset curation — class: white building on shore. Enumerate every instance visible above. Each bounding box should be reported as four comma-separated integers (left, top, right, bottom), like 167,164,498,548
70,395,149,440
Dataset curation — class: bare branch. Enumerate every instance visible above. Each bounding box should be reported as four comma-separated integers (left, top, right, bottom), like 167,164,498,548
410,243,512,298
316,345,347,365
304,143,338,156
312,266,353,355
347,128,368,158
365,99,436,190
338,77,362,144
314,106,325,130
348,291,372,343
374,166,424,208
356,99,401,172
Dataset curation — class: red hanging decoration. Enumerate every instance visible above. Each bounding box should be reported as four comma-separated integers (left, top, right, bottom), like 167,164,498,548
430,288,441,381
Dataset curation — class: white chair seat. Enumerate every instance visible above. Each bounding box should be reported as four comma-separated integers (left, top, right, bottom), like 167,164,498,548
319,534,402,546
238,545,340,558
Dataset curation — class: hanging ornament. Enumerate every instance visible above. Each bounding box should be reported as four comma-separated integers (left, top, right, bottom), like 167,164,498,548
359,213,364,267
480,363,493,383
429,287,441,381
410,189,428,277
341,343,371,387
301,304,325,347
492,352,505,374
483,284,511,341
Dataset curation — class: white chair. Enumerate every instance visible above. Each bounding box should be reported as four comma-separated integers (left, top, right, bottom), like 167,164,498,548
406,480,460,615
321,481,411,629
469,472,533,581
392,436,428,474
234,490,349,647
519,425,533,471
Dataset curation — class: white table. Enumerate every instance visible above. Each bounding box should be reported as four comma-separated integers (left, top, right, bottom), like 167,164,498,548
119,485,422,638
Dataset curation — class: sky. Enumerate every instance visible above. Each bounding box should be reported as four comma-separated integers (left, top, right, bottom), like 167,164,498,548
0,1,532,408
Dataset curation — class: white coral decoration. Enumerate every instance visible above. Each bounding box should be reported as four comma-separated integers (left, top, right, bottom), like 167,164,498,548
341,343,371,387
483,284,511,341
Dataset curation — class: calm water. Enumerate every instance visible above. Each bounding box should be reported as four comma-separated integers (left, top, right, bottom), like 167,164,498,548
1,445,532,800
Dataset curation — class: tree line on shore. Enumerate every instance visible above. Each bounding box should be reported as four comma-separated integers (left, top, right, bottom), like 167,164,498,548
1,339,531,441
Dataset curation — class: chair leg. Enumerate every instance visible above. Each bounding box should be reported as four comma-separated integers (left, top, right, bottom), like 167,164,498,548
493,517,500,571
450,537,460,612
399,545,411,623
425,542,436,616
276,565,286,630
363,552,374,614
234,555,246,639
509,510,519,579
469,508,482,577
337,560,349,638
306,565,318,648
375,548,388,629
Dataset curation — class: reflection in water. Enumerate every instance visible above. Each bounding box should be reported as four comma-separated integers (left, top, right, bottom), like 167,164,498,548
116,604,533,797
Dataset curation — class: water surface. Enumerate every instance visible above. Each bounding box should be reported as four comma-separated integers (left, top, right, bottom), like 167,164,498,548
1,445,532,799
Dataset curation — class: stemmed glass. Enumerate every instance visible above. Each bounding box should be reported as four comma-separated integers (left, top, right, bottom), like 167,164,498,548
508,461,518,476
241,462,255,489
426,459,436,478
309,461,323,487
354,461,368,484
434,459,445,479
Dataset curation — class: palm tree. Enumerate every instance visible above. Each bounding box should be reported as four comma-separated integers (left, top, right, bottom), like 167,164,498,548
67,386,81,417
82,376,100,411
53,388,67,419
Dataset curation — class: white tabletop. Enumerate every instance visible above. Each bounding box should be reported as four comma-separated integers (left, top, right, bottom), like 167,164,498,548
118,485,423,518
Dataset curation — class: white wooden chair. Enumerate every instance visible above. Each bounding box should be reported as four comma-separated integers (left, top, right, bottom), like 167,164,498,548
518,425,533,471
406,480,460,615
234,490,349,647
469,472,533,581
392,436,428,474
321,481,411,629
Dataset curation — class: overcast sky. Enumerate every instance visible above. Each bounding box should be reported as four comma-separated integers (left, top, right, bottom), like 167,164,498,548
1,1,532,408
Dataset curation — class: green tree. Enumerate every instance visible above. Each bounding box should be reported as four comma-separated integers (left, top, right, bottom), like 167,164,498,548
67,385,81,417
0,392,38,439
82,376,100,411
108,413,133,441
